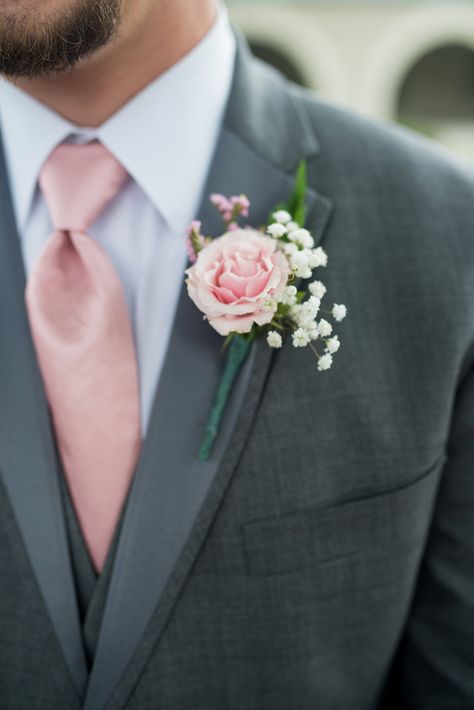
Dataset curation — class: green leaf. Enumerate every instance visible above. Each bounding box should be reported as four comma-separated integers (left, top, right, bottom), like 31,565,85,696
276,302,290,318
287,160,307,227
266,161,308,229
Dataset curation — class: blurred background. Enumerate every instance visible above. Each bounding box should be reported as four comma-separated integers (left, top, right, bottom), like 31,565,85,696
227,0,474,160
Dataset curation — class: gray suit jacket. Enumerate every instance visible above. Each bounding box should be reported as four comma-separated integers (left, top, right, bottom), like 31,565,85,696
1,37,474,710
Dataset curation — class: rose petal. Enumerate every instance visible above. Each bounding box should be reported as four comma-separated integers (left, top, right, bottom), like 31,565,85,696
187,228,290,334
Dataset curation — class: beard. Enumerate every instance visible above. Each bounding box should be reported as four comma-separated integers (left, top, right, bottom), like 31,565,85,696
0,0,122,77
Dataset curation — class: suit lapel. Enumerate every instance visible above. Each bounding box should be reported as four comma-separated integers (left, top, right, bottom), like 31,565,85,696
85,41,333,710
0,139,88,702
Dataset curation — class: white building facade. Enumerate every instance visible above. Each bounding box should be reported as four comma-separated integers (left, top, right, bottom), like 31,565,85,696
228,1,474,158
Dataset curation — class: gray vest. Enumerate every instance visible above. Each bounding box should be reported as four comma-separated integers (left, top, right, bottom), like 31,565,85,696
61,474,119,672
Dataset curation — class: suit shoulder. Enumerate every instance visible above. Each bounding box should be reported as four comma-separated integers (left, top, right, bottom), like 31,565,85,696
290,85,474,202
287,88,474,355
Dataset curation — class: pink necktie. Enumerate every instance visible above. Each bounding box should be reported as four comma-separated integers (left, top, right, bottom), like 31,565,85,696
25,142,141,573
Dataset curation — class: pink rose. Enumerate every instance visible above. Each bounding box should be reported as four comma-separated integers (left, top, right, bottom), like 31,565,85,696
186,229,290,336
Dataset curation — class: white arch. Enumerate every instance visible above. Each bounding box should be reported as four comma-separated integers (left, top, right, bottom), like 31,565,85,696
357,4,474,119
228,5,346,102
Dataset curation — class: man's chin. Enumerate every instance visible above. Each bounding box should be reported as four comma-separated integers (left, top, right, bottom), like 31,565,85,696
0,0,121,78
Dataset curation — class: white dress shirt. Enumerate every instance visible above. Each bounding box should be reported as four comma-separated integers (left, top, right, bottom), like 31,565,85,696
0,7,236,435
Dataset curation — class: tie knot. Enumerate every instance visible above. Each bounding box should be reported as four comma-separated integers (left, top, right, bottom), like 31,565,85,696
39,141,129,233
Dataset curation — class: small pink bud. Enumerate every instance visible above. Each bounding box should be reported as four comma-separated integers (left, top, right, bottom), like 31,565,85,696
186,220,205,262
186,238,198,263
187,220,202,236
210,193,232,213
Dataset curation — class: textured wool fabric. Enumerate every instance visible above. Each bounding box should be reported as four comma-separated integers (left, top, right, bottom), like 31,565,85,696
25,142,141,572
1,36,474,710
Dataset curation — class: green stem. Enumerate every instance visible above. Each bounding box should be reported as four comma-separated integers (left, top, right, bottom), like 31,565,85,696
270,320,284,331
198,334,253,461
309,343,321,360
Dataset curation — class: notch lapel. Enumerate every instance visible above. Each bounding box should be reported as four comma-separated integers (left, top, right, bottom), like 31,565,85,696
0,140,88,702
85,40,334,710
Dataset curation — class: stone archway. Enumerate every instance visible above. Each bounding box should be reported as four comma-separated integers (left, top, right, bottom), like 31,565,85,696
398,44,474,123
395,43,474,151
358,4,474,122
248,40,309,87
228,4,347,101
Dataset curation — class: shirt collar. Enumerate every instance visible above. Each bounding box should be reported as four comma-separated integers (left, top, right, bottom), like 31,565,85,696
0,4,235,235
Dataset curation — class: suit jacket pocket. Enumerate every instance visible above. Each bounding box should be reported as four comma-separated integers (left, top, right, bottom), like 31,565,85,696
243,453,447,577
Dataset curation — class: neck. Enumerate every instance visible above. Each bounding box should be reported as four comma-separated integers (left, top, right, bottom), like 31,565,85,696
9,0,217,127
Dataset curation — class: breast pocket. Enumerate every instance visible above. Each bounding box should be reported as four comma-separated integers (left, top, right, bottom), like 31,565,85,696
242,452,446,577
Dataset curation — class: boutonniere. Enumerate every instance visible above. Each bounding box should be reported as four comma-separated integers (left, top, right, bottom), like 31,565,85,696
186,162,347,461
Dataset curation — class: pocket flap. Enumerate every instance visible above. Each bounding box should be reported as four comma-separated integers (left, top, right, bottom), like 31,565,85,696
243,454,446,576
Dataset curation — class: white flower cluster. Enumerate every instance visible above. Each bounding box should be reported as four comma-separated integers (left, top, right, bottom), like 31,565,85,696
267,211,328,280
286,294,344,369
266,210,347,371
266,330,283,349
